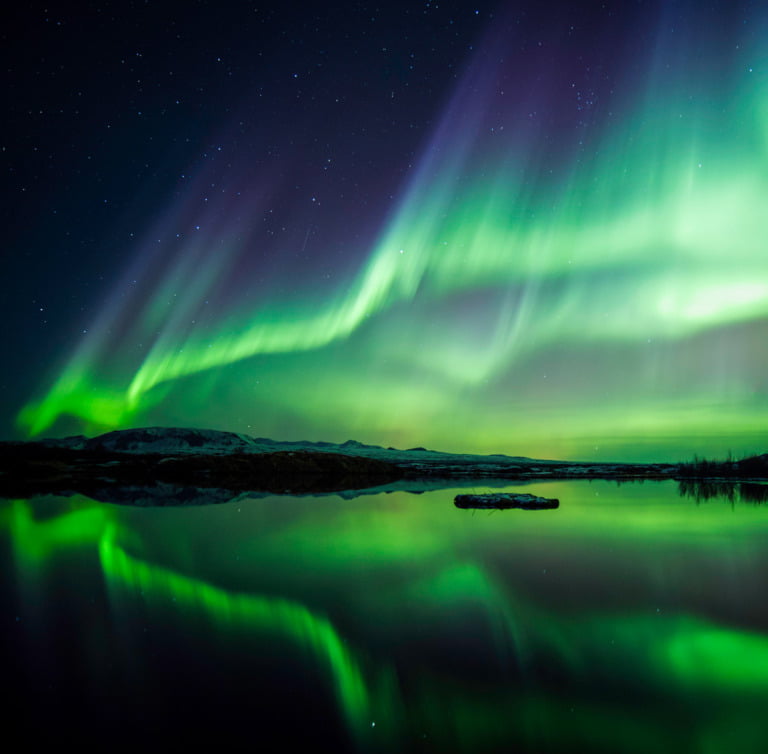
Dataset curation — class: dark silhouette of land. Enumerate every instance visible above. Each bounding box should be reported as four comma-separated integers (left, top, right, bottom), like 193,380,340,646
0,427,766,504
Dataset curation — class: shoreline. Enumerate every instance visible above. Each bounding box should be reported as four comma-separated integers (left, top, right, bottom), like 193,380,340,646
1,434,766,503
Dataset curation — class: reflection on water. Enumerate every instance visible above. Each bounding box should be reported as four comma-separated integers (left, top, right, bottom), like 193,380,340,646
677,479,768,504
3,481,768,751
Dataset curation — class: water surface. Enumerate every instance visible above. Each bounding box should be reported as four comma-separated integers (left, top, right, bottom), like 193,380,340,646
3,480,768,751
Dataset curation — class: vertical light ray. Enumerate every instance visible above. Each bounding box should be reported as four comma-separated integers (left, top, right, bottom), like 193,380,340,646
17,7,768,460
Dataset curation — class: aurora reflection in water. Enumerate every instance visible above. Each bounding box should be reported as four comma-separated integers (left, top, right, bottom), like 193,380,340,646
4,482,768,751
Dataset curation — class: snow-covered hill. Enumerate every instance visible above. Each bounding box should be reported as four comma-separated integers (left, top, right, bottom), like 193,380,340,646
42,426,546,469
84,427,261,454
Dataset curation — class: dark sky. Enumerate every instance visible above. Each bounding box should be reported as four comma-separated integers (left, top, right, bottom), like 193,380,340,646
1,0,645,415
3,1,766,460
2,0,499,424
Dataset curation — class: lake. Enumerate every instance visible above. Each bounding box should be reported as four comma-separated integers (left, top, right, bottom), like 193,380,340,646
3,480,768,752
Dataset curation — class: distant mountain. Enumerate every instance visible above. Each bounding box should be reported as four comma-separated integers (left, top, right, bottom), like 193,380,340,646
1,426,703,504
40,426,541,467
83,427,261,455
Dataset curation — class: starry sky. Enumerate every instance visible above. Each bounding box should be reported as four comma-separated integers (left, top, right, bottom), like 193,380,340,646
3,0,767,461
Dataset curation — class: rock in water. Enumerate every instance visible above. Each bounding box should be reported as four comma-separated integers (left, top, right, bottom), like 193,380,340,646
454,493,559,510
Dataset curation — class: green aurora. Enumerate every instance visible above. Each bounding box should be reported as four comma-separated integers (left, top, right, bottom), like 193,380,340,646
17,14,768,461
6,482,768,750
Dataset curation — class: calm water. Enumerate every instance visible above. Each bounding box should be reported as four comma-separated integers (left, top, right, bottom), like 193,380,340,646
3,480,768,752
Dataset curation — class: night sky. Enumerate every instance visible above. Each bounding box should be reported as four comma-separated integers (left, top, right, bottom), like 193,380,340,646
3,0,767,460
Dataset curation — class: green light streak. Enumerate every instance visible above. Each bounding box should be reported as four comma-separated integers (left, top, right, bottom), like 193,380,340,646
126,175,767,392
5,484,768,750
17,28,768,460
663,618,768,688
98,526,398,744
6,497,115,565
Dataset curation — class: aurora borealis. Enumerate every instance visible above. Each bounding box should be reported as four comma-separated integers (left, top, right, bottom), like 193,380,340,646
7,482,768,750
4,1,768,459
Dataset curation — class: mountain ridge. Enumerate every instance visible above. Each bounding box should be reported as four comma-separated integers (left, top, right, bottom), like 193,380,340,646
38,425,544,466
